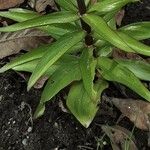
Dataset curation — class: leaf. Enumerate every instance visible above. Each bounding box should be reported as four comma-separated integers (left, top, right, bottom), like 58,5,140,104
88,0,138,14
34,0,57,13
97,45,113,57
115,9,125,26
12,59,59,76
0,29,51,59
0,9,79,39
55,0,77,12
97,57,150,101
115,59,150,81
0,0,24,10
0,8,39,22
27,30,85,90
102,125,138,150
67,80,108,128
0,11,79,32
0,44,49,73
79,48,97,99
41,59,81,102
119,21,150,40
42,23,79,38
83,14,150,56
111,98,150,130
34,59,81,118
0,41,83,73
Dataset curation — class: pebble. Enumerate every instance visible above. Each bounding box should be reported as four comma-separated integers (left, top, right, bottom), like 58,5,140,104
54,122,58,128
22,138,28,146
27,127,32,132
12,121,16,124
0,95,3,101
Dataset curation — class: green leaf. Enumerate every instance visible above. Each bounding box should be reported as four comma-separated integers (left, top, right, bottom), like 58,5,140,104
119,22,150,40
88,0,138,14
55,0,77,12
115,59,150,81
33,103,45,119
0,41,84,73
67,80,108,128
0,11,79,32
0,8,79,38
83,14,150,56
0,8,39,22
79,48,97,99
27,30,85,90
41,59,81,102
41,23,78,38
12,59,59,77
0,44,48,73
97,57,150,101
97,45,113,57
34,59,82,119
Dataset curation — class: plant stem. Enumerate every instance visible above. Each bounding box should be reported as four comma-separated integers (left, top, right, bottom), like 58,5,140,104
77,0,93,46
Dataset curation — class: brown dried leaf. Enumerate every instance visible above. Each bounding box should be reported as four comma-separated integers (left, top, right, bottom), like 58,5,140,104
28,0,57,13
102,125,138,150
111,98,150,130
0,29,52,59
115,9,125,26
113,48,144,61
34,76,49,89
0,0,24,10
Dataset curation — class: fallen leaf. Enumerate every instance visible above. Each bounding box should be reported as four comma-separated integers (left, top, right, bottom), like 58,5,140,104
34,76,49,89
0,0,24,10
115,9,125,26
102,125,138,150
113,48,144,61
111,98,150,130
29,0,57,13
0,29,52,59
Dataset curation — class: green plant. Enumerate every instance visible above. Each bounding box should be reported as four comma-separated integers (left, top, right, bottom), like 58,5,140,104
0,0,150,127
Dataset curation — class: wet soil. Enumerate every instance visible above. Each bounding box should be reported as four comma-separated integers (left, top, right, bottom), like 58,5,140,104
0,0,150,150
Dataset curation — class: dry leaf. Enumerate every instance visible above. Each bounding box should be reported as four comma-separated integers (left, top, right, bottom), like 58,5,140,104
113,48,144,61
28,0,57,13
34,76,49,89
115,9,125,26
111,98,150,131
0,0,24,10
102,125,138,150
0,29,52,59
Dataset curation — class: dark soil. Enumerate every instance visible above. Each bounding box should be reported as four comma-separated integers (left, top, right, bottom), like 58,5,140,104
0,0,150,150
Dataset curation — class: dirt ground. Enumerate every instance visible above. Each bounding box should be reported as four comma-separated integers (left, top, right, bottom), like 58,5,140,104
0,0,150,150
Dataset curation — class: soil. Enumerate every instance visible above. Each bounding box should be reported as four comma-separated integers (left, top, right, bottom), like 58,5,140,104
0,0,150,150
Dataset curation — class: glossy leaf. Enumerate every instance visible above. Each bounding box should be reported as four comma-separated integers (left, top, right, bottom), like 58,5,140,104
67,80,108,128
41,60,81,102
0,41,83,73
0,44,48,73
0,8,39,22
83,14,150,56
97,57,150,101
12,59,59,77
97,45,113,57
88,0,138,14
55,0,77,12
119,22,150,40
115,59,150,81
0,11,79,32
27,31,85,90
34,60,81,119
0,8,79,38
79,48,97,99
